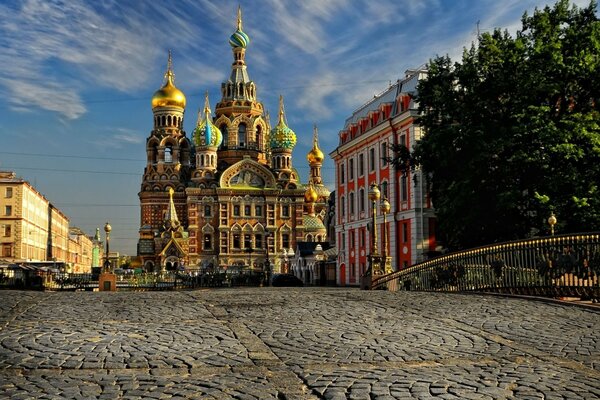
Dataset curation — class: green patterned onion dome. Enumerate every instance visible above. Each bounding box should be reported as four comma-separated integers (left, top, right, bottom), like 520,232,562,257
270,119,297,150
270,96,297,150
193,118,222,148
229,29,250,48
230,7,250,48
193,95,222,148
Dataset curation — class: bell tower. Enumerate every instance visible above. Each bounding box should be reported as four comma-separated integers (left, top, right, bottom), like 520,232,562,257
214,6,270,169
138,52,191,269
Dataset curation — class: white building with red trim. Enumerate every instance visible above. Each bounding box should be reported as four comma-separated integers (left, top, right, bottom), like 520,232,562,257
329,68,437,286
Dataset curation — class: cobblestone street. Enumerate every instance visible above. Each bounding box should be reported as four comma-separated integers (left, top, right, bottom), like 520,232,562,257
0,288,599,399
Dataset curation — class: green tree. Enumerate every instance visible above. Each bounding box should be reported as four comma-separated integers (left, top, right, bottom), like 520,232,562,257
413,0,600,249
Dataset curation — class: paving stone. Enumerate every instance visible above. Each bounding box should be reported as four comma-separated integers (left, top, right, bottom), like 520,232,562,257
0,289,598,399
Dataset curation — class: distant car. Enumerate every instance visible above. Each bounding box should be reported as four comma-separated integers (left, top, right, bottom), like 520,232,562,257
271,273,304,287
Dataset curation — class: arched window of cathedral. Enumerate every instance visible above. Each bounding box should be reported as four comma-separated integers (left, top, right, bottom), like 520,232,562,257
168,115,172,126
238,83,243,97
165,146,173,163
203,234,212,250
256,125,262,150
307,234,313,242
162,116,166,126
220,124,228,149
150,142,158,164
238,123,246,148
180,140,189,165
200,154,205,166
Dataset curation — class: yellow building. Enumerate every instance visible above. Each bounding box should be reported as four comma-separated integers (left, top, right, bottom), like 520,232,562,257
68,227,93,273
0,171,93,270
0,171,50,262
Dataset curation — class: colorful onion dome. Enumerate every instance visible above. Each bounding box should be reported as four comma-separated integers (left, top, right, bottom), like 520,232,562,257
307,124,325,164
229,6,250,48
305,184,318,203
152,51,186,109
269,95,297,150
304,214,326,231
193,92,222,148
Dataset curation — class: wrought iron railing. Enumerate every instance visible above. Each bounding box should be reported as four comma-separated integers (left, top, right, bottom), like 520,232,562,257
371,233,600,300
0,270,266,291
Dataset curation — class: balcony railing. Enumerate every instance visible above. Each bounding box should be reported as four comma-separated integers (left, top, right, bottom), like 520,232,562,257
371,233,600,300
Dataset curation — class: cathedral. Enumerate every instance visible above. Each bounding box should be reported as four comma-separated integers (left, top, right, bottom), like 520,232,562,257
137,8,329,273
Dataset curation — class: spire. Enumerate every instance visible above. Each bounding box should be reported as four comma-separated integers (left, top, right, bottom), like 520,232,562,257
94,228,100,242
203,90,211,117
237,5,243,31
165,50,175,84
165,187,180,229
196,107,202,126
278,95,285,125
313,123,319,147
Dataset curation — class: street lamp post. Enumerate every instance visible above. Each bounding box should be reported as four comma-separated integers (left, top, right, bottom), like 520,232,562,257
381,198,391,273
288,247,295,276
368,183,383,277
548,213,557,236
264,232,272,286
282,248,288,274
99,221,116,292
315,244,324,286
103,222,112,272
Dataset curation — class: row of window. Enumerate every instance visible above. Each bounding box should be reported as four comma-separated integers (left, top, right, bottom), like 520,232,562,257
342,105,393,144
338,221,410,252
199,233,289,251
339,182,390,217
201,204,289,218
218,123,264,150
339,142,389,184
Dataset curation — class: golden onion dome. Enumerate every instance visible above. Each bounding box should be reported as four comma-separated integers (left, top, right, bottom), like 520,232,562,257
152,52,186,110
305,185,318,203
307,145,324,164
307,124,324,164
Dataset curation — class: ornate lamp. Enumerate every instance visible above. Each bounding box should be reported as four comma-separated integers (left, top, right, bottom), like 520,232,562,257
368,183,381,255
381,198,391,273
103,222,111,272
548,213,557,236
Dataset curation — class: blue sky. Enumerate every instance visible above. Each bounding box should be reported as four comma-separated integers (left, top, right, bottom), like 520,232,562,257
0,0,588,255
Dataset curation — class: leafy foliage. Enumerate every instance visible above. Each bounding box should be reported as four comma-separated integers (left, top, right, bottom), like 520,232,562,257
413,0,600,249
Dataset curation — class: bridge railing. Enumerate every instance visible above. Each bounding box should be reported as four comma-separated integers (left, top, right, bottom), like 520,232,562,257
0,270,265,291
371,233,600,299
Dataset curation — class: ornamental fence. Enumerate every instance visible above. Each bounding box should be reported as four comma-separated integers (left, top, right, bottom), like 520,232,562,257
0,270,265,291
371,233,600,300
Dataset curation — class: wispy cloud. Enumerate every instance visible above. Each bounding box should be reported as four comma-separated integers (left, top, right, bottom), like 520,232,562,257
113,129,144,145
0,0,209,119
90,128,144,149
